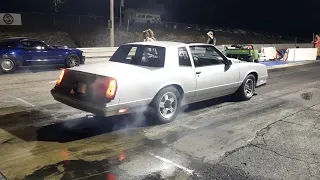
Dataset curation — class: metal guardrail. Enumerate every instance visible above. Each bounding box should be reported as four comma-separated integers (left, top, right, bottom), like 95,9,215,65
79,43,313,59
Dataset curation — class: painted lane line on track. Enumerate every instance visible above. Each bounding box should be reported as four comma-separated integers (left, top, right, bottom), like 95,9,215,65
48,80,57,84
14,97,35,107
7,95,35,107
150,153,194,174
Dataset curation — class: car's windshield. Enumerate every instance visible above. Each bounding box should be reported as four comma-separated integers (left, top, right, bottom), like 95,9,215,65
109,44,166,67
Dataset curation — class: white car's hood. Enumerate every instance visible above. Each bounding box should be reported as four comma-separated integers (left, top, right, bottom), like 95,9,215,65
70,61,155,78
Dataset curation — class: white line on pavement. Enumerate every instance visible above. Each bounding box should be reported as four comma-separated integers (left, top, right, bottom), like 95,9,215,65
14,97,35,107
7,95,35,107
48,80,56,84
150,153,194,174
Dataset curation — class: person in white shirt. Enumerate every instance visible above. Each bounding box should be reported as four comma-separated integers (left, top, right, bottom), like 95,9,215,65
206,31,216,45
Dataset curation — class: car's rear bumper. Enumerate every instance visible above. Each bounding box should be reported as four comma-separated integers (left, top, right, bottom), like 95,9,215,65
51,90,119,117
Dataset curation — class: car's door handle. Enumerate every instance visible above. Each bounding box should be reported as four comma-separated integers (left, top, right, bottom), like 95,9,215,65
196,71,202,74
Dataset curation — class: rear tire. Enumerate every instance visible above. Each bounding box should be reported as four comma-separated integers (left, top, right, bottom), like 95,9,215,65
0,58,16,73
235,74,256,101
65,54,80,68
149,87,181,124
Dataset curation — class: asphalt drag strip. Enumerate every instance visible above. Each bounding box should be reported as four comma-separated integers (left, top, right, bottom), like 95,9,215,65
0,63,320,179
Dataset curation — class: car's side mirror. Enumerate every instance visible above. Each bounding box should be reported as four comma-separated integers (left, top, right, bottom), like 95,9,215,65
45,45,52,50
224,59,232,66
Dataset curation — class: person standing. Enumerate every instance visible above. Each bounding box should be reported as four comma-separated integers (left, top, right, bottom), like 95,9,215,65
312,35,320,48
147,29,156,41
142,30,150,42
206,31,216,45
312,35,320,58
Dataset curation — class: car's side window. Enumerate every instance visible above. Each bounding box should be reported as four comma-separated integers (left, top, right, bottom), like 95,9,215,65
126,47,137,60
21,41,48,50
0,42,17,48
178,47,192,67
190,45,225,67
110,45,166,68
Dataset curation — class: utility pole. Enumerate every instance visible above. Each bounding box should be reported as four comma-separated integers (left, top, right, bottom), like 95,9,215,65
119,0,124,27
110,0,114,47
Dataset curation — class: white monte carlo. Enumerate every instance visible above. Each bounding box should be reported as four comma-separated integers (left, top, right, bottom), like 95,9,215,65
51,41,268,123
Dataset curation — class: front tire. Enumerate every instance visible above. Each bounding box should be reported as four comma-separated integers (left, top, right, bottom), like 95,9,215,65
0,58,16,73
65,54,80,68
235,74,256,101
149,87,181,124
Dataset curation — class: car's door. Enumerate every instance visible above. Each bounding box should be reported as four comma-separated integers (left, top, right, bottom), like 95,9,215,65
21,40,62,64
190,45,240,102
177,46,197,104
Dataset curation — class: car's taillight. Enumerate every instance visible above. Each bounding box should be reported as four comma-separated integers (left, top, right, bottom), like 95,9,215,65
56,69,65,86
105,78,117,99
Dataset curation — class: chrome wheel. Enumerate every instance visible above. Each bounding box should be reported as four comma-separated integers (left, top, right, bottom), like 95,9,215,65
244,78,254,98
1,59,14,71
159,92,178,119
67,55,80,67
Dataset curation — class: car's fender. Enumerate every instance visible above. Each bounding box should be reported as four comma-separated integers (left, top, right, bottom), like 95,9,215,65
156,81,185,96
0,49,24,66
66,49,83,59
233,61,266,82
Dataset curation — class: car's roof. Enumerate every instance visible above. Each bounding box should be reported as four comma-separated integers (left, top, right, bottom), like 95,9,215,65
0,37,39,42
127,41,186,48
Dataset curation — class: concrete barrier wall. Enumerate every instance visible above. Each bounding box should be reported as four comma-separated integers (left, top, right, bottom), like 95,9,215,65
261,47,277,60
209,43,312,51
286,48,318,61
79,47,118,58
249,43,312,50
79,43,313,59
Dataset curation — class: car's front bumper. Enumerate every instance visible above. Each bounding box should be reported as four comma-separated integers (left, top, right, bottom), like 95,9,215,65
80,56,85,64
51,90,119,117
256,75,268,87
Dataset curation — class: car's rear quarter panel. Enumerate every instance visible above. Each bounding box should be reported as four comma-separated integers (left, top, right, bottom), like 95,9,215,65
236,63,268,86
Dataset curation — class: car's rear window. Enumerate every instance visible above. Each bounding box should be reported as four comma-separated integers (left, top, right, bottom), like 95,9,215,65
109,44,166,67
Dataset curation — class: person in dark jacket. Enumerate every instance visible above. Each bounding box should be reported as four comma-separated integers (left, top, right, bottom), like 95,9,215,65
206,31,216,45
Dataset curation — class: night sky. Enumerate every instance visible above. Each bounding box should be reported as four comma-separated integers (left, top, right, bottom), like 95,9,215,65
1,0,318,37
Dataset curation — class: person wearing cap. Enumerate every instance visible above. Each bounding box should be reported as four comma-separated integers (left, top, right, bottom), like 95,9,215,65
206,31,216,45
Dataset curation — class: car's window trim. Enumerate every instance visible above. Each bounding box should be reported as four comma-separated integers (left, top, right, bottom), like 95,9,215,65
178,46,192,67
110,44,166,68
194,63,225,68
189,45,226,67
21,40,48,50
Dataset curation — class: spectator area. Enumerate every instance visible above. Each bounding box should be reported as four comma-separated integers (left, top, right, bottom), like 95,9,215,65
0,25,290,48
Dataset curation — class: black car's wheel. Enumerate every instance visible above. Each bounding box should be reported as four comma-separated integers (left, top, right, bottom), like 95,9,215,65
149,87,181,124
235,74,256,101
0,58,16,73
66,54,80,68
